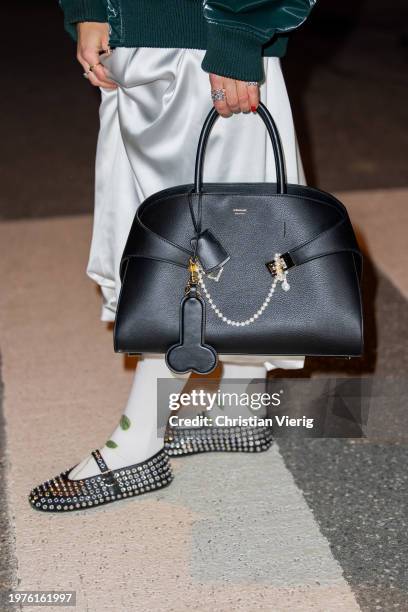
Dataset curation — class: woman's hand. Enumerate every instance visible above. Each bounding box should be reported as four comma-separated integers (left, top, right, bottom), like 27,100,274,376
76,22,117,90
209,73,259,117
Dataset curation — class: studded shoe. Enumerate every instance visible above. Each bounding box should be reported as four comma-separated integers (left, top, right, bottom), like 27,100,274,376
164,425,273,456
28,448,173,513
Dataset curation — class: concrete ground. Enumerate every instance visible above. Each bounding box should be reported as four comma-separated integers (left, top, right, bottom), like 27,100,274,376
1,1,408,611
0,189,407,611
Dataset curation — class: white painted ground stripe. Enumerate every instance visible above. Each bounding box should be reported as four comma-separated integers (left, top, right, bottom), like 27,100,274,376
0,215,364,610
164,448,361,609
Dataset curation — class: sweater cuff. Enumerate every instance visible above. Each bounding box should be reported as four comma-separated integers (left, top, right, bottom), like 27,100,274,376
201,22,266,82
59,0,107,41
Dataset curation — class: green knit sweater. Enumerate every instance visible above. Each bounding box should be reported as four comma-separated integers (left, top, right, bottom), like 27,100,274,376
59,0,316,81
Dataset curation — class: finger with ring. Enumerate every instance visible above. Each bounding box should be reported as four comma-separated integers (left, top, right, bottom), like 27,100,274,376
211,88,226,101
88,62,101,72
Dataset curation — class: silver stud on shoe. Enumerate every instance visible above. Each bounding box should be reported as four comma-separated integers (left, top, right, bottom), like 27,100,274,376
28,449,173,513
164,425,273,456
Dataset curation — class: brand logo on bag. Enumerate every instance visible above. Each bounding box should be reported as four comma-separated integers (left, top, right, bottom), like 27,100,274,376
232,208,247,216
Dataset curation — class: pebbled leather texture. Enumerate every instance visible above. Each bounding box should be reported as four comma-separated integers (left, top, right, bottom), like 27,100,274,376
203,0,317,41
114,103,363,360
165,289,218,374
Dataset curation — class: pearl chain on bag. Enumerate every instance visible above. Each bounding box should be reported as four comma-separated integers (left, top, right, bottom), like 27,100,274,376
197,253,290,327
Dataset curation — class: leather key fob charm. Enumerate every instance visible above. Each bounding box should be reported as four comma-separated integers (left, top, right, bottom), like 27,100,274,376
165,287,218,375
190,229,230,273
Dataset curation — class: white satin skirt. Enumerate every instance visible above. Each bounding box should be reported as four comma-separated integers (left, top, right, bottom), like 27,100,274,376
87,47,306,371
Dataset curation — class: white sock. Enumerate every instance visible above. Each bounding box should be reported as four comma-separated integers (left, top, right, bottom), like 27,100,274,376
208,362,268,419
68,360,267,480
174,362,268,422
68,356,189,480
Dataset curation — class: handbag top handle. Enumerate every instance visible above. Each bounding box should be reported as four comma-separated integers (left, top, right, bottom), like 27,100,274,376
193,101,287,195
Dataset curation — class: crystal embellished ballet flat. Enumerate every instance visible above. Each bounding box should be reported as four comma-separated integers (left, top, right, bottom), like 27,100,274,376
164,425,273,456
28,448,173,513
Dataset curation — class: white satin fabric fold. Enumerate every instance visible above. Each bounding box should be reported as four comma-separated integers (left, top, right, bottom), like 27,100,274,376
86,47,306,370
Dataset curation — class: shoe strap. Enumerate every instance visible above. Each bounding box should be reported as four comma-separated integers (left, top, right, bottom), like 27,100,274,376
91,449,110,473
91,449,122,497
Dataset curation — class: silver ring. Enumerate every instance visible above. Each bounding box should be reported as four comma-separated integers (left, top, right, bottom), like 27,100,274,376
211,88,226,102
246,81,258,87
83,71,90,79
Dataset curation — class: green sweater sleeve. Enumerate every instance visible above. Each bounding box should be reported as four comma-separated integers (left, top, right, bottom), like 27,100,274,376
58,0,107,41
201,0,317,81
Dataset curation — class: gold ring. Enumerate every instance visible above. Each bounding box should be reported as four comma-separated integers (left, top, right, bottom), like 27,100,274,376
88,62,101,72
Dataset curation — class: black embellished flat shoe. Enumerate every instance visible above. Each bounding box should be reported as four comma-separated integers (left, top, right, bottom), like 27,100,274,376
164,425,273,456
28,448,172,513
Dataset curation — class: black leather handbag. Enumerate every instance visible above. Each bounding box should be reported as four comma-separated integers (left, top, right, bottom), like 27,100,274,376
113,102,363,374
